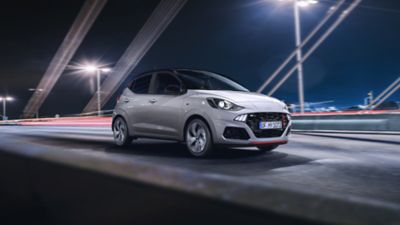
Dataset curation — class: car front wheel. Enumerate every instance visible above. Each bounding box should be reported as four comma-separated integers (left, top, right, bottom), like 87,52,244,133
113,117,133,146
185,119,213,157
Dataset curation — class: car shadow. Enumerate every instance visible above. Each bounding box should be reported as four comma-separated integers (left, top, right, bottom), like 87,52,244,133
24,135,313,174
109,142,271,159
25,134,269,159
107,141,313,176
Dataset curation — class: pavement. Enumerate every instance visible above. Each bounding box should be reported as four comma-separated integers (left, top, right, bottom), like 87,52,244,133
1,126,400,225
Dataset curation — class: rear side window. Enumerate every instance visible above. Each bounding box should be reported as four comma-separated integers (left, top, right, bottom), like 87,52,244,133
153,73,181,95
130,75,152,94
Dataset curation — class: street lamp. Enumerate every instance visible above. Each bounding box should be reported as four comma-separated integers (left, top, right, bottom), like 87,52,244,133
78,64,112,116
0,96,14,121
295,0,318,7
278,0,318,113
28,88,44,118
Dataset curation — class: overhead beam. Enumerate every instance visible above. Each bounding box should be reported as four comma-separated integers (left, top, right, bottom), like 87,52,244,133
267,0,362,96
367,77,400,109
373,82,400,109
256,0,346,93
82,0,187,113
23,0,107,118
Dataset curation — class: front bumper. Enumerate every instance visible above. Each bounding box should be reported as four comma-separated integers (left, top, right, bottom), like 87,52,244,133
209,110,291,146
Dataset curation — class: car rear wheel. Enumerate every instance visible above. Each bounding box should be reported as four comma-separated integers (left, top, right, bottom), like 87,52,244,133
257,145,278,153
113,117,133,146
185,119,213,157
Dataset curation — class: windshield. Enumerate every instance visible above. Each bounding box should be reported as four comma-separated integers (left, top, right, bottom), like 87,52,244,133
177,70,249,92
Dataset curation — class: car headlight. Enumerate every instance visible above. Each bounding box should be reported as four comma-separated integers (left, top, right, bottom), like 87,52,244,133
207,98,244,111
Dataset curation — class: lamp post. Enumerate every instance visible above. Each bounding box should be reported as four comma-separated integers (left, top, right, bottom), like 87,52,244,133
78,64,111,116
28,88,44,118
0,96,14,121
294,0,304,114
278,0,318,113
294,0,318,113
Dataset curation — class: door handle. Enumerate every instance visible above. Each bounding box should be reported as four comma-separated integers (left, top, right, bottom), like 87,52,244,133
149,99,157,104
123,99,130,103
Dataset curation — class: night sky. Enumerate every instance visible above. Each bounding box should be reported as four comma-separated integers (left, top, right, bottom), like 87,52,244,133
1,0,400,118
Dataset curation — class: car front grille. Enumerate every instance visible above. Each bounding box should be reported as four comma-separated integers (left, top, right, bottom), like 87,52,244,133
246,113,289,138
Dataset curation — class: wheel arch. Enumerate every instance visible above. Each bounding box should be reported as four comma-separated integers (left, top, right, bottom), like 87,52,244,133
112,115,130,135
183,115,213,142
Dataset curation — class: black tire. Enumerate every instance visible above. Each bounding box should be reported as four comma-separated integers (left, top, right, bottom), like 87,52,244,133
185,119,213,157
256,145,278,153
113,117,134,146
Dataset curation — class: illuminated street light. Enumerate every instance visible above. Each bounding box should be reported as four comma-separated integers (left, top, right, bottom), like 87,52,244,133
276,0,318,113
77,64,112,116
0,96,14,121
100,68,111,73
297,0,318,7
82,65,98,73
29,88,44,92
279,0,318,7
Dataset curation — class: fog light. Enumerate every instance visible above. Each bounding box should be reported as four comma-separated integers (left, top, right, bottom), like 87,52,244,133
234,114,247,122
223,127,250,140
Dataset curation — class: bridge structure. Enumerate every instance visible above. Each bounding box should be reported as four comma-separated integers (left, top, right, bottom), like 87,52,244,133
2,1,400,225
22,0,384,120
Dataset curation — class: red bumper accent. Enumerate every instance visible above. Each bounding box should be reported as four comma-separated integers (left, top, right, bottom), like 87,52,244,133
250,140,288,145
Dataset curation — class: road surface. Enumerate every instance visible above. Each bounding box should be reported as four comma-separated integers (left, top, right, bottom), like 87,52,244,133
1,126,400,203
0,126,400,225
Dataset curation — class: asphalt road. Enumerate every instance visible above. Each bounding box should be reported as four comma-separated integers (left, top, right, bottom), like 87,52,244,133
1,125,400,208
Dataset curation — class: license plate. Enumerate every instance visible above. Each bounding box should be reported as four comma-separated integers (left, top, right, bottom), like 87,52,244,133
259,121,282,129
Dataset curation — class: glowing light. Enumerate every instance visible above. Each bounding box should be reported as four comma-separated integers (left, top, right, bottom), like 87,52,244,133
297,0,319,7
278,0,319,7
82,65,99,73
0,96,14,102
72,61,111,117
297,0,318,7
77,63,111,74
100,68,112,73
297,1,310,7
29,88,44,92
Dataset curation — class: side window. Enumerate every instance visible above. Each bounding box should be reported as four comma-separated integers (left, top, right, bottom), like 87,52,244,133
130,75,152,94
154,73,181,95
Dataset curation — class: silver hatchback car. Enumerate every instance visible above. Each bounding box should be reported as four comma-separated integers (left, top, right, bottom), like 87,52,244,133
113,69,291,157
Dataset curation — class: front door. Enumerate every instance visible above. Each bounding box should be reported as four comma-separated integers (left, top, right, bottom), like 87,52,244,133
149,72,185,139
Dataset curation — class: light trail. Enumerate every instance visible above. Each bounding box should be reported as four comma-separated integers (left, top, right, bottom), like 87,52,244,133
3,109,400,127
18,116,112,127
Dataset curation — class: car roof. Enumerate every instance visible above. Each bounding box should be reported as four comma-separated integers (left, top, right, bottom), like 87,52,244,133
133,68,238,81
135,68,208,76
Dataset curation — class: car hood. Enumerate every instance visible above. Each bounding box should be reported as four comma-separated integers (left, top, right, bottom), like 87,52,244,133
189,90,286,110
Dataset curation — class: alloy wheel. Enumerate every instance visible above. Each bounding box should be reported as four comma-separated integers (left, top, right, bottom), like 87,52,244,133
186,120,208,154
113,118,127,146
